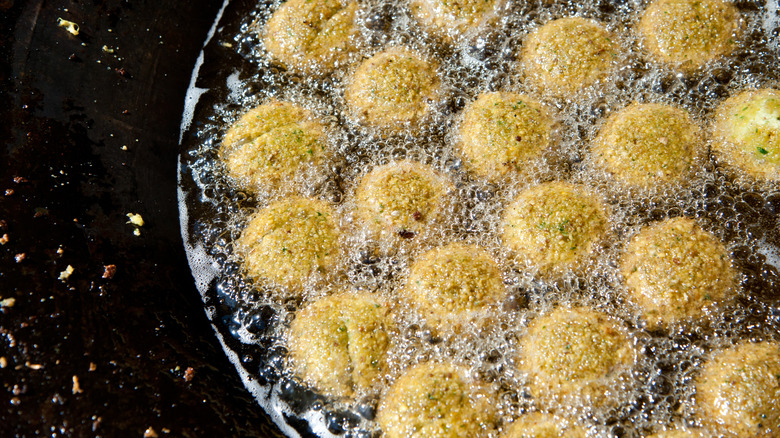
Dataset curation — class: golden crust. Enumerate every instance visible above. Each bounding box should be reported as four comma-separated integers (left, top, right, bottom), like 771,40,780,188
410,0,501,42
403,242,506,331
639,0,741,72
459,92,552,181
591,103,703,188
502,182,608,277
712,88,780,182
621,217,738,328
520,17,618,96
355,161,453,249
263,0,361,74
345,47,442,129
695,342,780,438
518,306,637,410
220,100,328,194
288,292,394,398
236,197,340,289
377,362,496,438
502,412,587,438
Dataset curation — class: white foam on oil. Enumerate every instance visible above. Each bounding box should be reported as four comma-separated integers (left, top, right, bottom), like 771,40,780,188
179,0,232,144
757,238,780,271
179,0,780,436
762,1,780,53
226,70,243,102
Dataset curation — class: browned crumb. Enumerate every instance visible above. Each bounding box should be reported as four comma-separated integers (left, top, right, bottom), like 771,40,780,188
144,427,159,438
102,264,117,279
72,375,83,394
183,367,195,382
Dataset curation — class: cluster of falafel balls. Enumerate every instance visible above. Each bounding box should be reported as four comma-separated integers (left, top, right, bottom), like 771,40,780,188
215,0,780,436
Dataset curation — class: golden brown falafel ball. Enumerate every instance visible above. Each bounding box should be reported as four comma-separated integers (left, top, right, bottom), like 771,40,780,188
355,161,453,249
502,412,587,438
502,182,608,277
403,242,506,331
621,217,738,328
263,0,361,74
377,362,496,438
220,100,329,195
520,17,619,96
695,341,780,438
411,0,501,42
639,0,741,72
591,103,704,188
288,292,394,398
345,47,442,129
712,88,780,182
518,306,637,410
459,92,553,181
235,197,340,289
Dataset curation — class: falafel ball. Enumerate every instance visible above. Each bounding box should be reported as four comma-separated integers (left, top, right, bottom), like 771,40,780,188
235,197,340,289
345,47,442,129
621,217,738,328
355,161,453,248
591,103,704,188
377,362,496,438
712,88,780,182
639,0,741,72
695,341,780,437
411,0,501,42
288,292,394,398
502,182,608,276
403,242,507,331
518,306,637,410
520,17,619,96
220,100,328,194
459,92,553,181
503,412,587,438
263,0,361,74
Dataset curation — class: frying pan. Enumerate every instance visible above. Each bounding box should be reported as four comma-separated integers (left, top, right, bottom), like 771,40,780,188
7,0,780,437
2,1,283,436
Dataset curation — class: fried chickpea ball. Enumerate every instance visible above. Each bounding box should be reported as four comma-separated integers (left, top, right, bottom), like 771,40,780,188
696,342,780,437
621,217,738,328
501,182,608,277
377,362,496,438
288,293,394,398
235,197,340,289
403,242,506,331
712,88,780,182
220,100,328,194
639,0,741,72
411,0,501,42
355,161,453,248
503,412,587,438
646,429,706,438
263,0,361,74
520,17,619,96
518,307,637,409
459,92,553,181
591,103,704,188
345,47,442,129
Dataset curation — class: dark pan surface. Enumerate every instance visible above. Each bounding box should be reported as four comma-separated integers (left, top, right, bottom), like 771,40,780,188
2,1,282,436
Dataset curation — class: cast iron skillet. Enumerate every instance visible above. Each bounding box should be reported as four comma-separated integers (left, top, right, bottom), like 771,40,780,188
2,1,283,436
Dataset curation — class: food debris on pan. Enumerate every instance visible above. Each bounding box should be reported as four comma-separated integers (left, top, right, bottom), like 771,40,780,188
178,0,780,436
